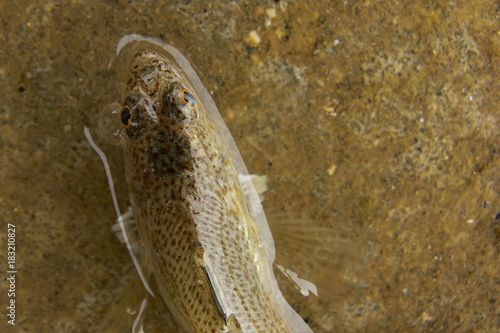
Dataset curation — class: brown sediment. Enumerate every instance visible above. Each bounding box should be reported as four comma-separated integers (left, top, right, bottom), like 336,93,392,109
0,0,498,332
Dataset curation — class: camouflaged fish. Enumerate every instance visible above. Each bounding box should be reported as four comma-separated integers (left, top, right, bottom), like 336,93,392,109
92,35,353,333
110,34,315,333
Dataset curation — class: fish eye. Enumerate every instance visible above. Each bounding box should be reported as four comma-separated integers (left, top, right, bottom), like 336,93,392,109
121,105,133,127
182,90,195,108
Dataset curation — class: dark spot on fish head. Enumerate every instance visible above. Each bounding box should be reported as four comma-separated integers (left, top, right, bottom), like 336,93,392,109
148,125,194,175
129,81,199,176
122,94,195,182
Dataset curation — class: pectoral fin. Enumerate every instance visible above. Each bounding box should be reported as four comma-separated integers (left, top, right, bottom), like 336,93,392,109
269,209,360,299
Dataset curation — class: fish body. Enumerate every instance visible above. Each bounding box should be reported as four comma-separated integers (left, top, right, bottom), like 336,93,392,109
112,35,313,333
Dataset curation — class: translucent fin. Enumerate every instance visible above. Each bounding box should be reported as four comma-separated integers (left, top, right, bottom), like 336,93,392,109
268,209,359,299
240,174,268,203
111,207,142,252
97,271,187,333
85,126,154,297
96,271,152,333
250,174,268,201
276,265,318,297
132,298,148,333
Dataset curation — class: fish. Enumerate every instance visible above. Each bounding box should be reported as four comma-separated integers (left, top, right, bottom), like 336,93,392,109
91,34,354,333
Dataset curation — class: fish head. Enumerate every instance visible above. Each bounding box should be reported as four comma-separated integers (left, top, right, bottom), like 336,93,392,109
118,50,204,176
